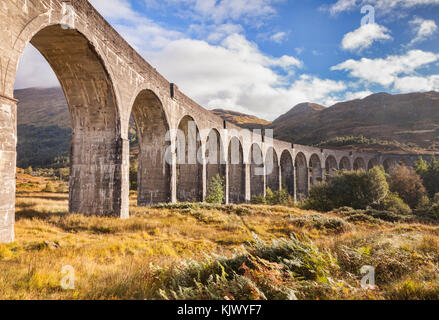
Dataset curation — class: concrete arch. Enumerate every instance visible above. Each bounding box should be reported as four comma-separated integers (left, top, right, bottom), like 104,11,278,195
325,155,338,177
250,143,265,198
280,150,294,197
309,154,323,186
131,89,171,205
228,137,245,203
353,157,366,171
367,158,379,171
176,115,203,202
206,128,226,199
295,152,308,200
398,158,410,167
265,147,280,192
11,25,125,219
339,156,352,170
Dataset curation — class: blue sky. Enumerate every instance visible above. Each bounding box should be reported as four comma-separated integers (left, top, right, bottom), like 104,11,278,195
15,0,439,120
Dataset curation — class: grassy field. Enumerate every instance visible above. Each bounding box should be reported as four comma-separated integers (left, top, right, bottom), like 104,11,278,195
1,178,439,300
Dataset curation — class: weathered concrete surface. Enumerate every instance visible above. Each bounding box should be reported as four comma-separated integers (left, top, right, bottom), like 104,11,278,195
0,0,427,243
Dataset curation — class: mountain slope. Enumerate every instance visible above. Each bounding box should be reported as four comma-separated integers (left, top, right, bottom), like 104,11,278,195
212,109,271,129
268,91,439,153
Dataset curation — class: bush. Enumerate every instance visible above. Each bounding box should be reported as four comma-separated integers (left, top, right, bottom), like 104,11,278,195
43,182,56,193
56,183,69,193
306,166,389,212
251,195,266,205
205,174,225,204
415,157,439,199
388,165,426,209
375,192,412,215
265,187,293,206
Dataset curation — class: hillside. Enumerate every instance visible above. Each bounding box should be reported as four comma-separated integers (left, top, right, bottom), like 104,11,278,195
212,108,271,129
269,92,439,153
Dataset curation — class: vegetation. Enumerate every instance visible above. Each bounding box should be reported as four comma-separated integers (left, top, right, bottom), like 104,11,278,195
205,174,225,204
388,165,426,209
415,157,439,199
251,187,293,206
317,135,412,150
2,188,439,300
305,167,389,212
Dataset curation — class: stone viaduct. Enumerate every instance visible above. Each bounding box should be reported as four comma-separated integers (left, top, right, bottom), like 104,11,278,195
0,0,428,243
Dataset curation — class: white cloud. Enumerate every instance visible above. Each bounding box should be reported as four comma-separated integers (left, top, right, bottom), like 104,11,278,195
328,0,439,16
15,45,59,89
341,24,392,52
409,17,438,45
394,75,439,92
331,50,439,87
344,90,373,101
270,31,288,44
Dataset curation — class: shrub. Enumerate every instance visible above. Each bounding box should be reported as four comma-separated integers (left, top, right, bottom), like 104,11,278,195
289,214,351,234
43,182,56,193
251,195,266,205
265,187,293,206
415,157,439,199
375,192,412,215
24,166,33,175
56,183,69,193
388,165,426,209
205,174,225,204
306,166,389,211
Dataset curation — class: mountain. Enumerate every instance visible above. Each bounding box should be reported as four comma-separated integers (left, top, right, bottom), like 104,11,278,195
212,109,271,129
267,91,439,153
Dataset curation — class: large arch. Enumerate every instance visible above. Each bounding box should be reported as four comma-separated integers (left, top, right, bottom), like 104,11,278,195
131,90,171,205
10,25,124,219
367,158,379,171
206,129,226,200
295,152,308,200
250,143,265,198
325,155,338,177
353,157,366,171
339,156,352,170
280,151,294,197
309,154,323,186
265,147,280,192
176,115,203,202
228,137,245,203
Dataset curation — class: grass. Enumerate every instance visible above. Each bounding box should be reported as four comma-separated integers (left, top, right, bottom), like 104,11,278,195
1,185,439,299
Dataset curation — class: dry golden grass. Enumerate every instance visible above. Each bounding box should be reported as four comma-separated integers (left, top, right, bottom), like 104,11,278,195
1,189,439,300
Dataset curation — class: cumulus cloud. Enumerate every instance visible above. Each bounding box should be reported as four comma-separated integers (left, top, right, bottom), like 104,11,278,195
344,90,373,101
331,50,439,87
394,75,439,92
15,45,59,89
409,17,438,45
270,32,288,44
328,0,439,16
341,24,392,52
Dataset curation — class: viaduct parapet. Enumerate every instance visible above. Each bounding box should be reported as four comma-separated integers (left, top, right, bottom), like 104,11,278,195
0,0,431,243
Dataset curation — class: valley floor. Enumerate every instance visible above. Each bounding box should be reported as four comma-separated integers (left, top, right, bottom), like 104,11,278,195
1,191,439,300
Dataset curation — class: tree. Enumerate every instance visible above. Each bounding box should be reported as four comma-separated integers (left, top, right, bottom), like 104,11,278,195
388,165,426,208
205,174,224,204
415,157,439,199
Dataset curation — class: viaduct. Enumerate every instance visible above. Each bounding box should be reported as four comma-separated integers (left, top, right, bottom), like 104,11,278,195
0,0,428,243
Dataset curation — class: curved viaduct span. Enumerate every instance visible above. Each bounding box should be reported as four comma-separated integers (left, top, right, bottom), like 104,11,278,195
0,0,426,243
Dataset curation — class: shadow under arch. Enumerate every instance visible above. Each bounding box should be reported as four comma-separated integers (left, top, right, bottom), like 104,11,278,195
228,137,245,203
280,150,294,197
249,143,264,198
339,156,352,171
295,152,308,199
325,155,338,177
131,89,171,205
353,157,366,171
309,154,322,186
265,147,280,192
176,115,203,202
205,128,226,201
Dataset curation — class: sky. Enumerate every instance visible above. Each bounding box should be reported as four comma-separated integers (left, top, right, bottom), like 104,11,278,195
15,0,439,120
